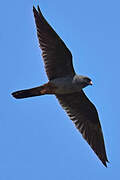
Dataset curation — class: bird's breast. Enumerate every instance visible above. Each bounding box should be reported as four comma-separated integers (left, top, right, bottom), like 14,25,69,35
51,77,82,94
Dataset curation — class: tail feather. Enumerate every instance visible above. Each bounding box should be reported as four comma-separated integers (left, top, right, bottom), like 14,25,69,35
12,82,56,99
12,86,45,99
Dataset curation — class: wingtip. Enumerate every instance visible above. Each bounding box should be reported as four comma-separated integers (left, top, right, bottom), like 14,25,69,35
33,6,36,15
33,5,35,11
37,5,40,12
103,162,107,168
33,5,41,16
33,5,40,10
102,158,109,168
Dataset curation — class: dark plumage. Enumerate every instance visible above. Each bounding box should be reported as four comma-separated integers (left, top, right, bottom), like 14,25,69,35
12,5,108,167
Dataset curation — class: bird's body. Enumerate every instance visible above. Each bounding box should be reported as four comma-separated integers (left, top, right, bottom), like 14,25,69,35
12,5,108,167
51,75,92,94
12,75,92,97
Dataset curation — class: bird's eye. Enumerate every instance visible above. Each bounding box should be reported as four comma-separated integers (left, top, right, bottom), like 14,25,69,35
85,78,91,82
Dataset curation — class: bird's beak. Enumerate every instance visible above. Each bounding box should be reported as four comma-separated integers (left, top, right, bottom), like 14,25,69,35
89,81,93,85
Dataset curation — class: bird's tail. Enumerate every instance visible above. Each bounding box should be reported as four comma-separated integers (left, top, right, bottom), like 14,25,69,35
12,82,56,99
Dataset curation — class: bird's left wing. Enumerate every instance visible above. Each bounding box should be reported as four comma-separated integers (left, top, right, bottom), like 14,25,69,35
33,6,75,80
56,91,108,167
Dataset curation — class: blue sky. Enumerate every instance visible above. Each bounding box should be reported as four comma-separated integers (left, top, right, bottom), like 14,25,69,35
0,0,120,179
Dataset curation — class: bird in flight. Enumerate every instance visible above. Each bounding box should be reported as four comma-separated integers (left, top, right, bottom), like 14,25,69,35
12,5,108,167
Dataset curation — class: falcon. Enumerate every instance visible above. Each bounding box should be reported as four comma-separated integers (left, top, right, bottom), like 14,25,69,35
12,5,109,167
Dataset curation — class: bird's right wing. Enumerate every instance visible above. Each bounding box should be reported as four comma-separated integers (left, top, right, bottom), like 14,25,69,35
33,6,75,80
56,91,108,167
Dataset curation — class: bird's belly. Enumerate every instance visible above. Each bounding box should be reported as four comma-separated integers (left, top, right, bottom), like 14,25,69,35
51,77,81,94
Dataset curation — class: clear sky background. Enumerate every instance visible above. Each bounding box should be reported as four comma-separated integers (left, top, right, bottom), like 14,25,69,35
0,0,120,179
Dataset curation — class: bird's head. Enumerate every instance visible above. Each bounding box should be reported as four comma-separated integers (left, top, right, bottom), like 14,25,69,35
73,75,93,89
82,76,93,86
